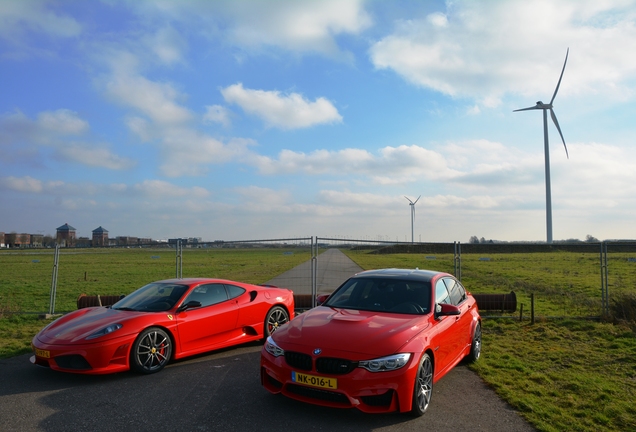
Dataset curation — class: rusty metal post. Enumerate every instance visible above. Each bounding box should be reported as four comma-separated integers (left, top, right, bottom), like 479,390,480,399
531,293,535,325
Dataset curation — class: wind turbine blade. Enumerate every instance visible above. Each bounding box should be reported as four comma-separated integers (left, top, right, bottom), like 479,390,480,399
414,195,421,204
550,48,569,105
404,196,414,204
514,105,541,112
550,108,569,159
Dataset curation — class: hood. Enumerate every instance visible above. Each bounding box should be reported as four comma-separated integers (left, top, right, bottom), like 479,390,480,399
36,307,141,344
273,306,429,356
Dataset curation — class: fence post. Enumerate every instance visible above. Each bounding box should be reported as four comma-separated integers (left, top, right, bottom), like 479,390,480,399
311,236,317,308
531,293,535,325
454,241,462,281
175,239,183,278
48,244,60,315
600,241,609,317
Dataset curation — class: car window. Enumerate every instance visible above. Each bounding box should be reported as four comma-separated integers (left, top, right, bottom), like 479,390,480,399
435,279,451,305
444,278,467,305
112,282,188,312
225,284,246,300
325,278,431,314
185,283,228,307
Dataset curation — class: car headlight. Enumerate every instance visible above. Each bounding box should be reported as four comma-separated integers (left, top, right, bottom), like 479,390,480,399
264,336,284,357
358,353,411,372
86,323,123,340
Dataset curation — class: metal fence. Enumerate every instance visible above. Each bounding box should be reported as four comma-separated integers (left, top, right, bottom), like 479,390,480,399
2,237,635,320
254,238,636,320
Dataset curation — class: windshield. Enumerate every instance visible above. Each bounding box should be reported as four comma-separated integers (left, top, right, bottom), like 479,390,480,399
112,282,188,312
323,277,431,314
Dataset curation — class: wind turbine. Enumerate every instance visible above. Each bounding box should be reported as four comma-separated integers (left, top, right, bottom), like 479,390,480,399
514,48,570,244
405,195,421,243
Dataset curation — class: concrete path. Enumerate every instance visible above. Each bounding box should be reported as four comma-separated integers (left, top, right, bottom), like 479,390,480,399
266,248,363,295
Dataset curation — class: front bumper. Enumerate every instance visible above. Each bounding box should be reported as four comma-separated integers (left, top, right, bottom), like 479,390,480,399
260,346,419,414
31,334,135,375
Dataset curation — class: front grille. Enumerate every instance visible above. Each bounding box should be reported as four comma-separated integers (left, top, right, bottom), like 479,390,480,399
287,384,350,405
316,357,355,375
54,355,92,370
361,390,394,407
285,351,312,371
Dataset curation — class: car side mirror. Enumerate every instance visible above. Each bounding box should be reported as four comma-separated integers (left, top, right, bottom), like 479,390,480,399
435,303,460,319
316,294,330,306
177,300,201,313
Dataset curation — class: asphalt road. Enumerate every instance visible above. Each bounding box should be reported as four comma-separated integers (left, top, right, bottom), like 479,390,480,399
0,344,535,432
1,250,537,431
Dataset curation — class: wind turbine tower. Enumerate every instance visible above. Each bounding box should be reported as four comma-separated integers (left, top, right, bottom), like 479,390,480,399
514,48,570,244
405,195,421,243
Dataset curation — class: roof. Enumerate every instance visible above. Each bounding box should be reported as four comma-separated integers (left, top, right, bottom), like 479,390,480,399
92,226,109,234
353,268,451,282
56,223,76,232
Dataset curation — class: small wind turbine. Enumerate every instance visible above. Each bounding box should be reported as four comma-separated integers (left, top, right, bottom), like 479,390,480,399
514,48,570,244
405,195,421,243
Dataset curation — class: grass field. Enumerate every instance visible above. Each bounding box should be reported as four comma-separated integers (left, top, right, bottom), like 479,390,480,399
1,246,635,431
0,247,311,313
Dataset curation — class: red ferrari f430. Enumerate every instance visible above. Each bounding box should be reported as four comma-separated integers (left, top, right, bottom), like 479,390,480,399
32,278,294,375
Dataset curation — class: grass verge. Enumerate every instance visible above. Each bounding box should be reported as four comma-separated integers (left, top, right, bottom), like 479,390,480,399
473,319,636,432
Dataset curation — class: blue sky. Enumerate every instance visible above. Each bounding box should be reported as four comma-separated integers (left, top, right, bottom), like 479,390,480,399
2,0,636,243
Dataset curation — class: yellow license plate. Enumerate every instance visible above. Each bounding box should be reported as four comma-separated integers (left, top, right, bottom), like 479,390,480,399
35,349,50,358
292,371,337,389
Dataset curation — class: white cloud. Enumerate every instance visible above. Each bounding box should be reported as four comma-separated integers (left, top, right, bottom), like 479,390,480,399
97,51,260,176
143,26,188,65
0,176,44,193
369,0,636,105
157,129,255,177
0,176,210,201
113,0,370,60
0,109,134,170
222,0,371,57
221,83,342,129
234,185,291,207
37,109,89,135
104,68,193,125
131,180,209,198
56,144,136,170
203,105,231,127
252,144,459,183
0,109,87,145
0,0,82,42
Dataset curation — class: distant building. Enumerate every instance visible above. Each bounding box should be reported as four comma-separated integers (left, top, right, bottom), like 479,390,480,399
117,236,138,247
92,226,109,247
0,232,4,248
30,234,43,248
5,233,31,248
56,223,76,247
76,237,91,248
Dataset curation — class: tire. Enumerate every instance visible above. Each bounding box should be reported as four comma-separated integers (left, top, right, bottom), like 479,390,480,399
264,306,289,338
411,353,433,416
130,327,172,374
468,322,482,363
